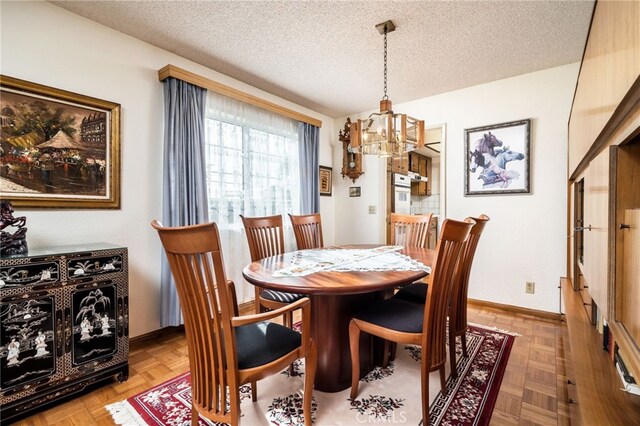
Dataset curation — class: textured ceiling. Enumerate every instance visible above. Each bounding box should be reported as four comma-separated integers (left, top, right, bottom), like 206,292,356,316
51,0,594,118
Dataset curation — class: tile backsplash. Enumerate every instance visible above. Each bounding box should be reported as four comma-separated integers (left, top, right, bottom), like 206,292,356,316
411,193,440,216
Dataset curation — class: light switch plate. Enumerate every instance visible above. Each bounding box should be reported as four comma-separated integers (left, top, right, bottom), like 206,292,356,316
368,205,376,214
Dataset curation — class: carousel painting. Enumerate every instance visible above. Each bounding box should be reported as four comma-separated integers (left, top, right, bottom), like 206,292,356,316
0,75,120,208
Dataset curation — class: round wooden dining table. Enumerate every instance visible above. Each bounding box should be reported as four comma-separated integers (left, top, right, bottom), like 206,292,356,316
242,244,434,392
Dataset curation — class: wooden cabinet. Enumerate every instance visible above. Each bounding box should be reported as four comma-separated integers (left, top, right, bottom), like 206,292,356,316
609,142,640,381
562,279,640,425
409,153,432,196
409,152,420,173
581,149,609,316
0,244,129,422
389,155,409,175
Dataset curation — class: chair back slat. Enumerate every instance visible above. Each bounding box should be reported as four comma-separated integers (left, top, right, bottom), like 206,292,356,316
152,220,238,422
450,215,490,336
240,215,286,262
289,213,324,250
421,218,474,370
390,213,433,248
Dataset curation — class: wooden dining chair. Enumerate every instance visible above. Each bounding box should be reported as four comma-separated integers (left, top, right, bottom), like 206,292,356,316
349,217,475,425
393,215,490,378
447,214,490,377
240,214,304,327
152,220,316,426
390,212,433,248
384,212,433,364
289,213,324,250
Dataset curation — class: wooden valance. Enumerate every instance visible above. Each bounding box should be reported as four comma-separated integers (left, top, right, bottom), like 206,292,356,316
158,64,322,128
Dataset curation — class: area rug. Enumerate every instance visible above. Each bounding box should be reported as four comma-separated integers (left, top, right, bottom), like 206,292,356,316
107,324,514,426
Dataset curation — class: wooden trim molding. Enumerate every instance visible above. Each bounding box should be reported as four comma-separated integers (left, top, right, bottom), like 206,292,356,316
468,298,562,321
158,64,322,128
570,74,640,180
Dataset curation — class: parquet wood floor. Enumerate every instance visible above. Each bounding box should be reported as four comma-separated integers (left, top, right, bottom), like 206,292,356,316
11,303,569,426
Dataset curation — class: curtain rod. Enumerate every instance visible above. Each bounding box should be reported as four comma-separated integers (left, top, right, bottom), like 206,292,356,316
158,64,322,128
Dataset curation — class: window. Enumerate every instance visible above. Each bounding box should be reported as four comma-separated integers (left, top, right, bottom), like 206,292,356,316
204,92,300,302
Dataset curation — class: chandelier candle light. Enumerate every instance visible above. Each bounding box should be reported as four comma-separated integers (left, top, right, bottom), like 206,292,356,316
351,20,425,158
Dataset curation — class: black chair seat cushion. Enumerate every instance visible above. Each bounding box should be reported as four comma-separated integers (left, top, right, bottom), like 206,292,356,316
235,322,301,369
354,298,424,333
393,282,428,304
261,289,304,304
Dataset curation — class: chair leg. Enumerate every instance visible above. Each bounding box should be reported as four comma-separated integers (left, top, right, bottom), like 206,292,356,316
349,321,361,399
389,342,397,362
461,331,468,357
191,404,199,426
421,358,430,426
439,365,446,390
449,332,458,379
287,311,295,375
251,380,257,401
303,340,317,426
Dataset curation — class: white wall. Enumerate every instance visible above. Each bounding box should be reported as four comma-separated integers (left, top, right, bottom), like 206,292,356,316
334,63,579,313
1,1,335,336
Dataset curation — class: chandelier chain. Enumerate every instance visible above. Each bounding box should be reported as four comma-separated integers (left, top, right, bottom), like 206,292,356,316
383,29,388,100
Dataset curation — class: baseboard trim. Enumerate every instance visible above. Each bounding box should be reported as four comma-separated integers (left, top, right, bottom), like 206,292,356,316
131,301,256,345
468,298,562,321
130,325,184,345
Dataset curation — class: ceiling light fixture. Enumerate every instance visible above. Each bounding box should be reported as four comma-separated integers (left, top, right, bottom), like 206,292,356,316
350,20,424,158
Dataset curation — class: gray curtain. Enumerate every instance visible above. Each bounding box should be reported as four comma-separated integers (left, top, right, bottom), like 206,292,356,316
298,122,320,214
160,77,208,327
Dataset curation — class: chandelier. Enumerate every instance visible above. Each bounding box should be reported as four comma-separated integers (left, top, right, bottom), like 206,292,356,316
350,20,424,157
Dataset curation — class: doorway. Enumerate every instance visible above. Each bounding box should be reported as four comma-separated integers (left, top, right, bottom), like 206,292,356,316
382,123,446,244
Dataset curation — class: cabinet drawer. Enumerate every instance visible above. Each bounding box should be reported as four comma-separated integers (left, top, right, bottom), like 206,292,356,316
0,260,61,288
66,253,125,279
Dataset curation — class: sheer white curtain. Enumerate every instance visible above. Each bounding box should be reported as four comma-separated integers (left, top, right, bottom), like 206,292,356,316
205,92,300,303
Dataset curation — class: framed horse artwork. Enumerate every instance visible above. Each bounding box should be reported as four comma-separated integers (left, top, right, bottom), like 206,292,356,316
464,119,531,196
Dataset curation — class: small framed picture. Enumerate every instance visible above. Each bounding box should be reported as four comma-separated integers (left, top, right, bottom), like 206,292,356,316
349,186,361,197
319,166,332,196
464,119,531,196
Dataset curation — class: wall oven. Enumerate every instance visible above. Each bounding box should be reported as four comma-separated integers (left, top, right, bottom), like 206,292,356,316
392,173,411,215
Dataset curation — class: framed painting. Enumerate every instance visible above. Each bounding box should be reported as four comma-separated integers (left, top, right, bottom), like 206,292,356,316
349,186,361,197
0,75,121,208
319,166,332,196
464,119,531,196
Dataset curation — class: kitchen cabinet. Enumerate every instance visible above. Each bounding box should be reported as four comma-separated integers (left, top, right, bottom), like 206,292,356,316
389,155,409,175
0,244,129,422
409,152,420,173
410,155,432,196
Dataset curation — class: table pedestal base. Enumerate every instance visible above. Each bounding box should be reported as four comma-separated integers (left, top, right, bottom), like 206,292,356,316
310,291,385,392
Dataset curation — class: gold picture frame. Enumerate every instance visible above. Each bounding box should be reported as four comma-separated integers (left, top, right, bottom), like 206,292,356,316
0,75,121,208
319,166,332,196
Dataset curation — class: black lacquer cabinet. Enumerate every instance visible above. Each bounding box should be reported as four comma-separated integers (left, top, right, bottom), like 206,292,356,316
0,243,129,422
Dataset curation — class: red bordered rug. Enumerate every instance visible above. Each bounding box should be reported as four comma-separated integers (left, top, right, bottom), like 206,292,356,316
107,324,514,425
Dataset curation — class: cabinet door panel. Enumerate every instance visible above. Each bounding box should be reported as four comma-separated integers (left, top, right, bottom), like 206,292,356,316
582,150,609,315
71,283,117,365
1,292,57,392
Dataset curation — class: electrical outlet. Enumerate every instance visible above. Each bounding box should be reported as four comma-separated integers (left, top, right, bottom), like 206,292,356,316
368,205,376,214
526,281,535,294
